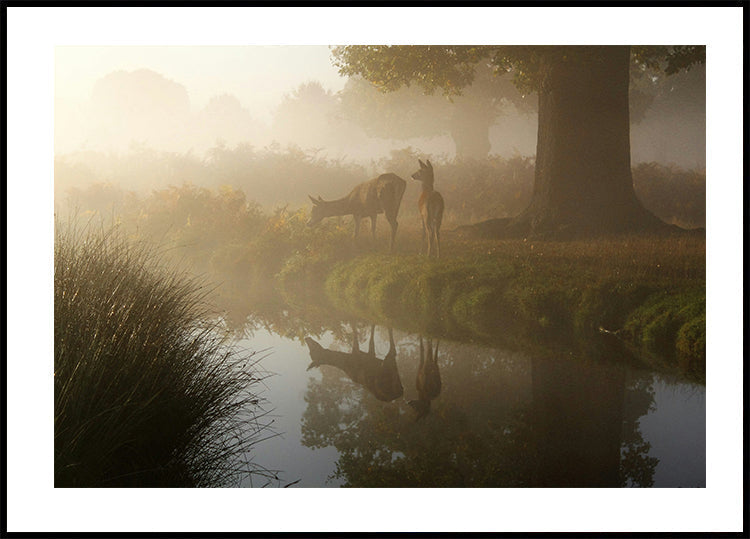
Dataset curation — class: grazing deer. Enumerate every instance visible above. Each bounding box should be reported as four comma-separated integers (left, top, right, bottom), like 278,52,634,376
307,173,407,252
304,324,403,402
408,336,442,420
411,159,444,258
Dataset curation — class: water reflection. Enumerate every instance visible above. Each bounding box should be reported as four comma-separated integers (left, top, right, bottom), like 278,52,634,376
408,337,442,420
305,323,403,402
531,349,658,487
218,286,703,488
298,325,665,487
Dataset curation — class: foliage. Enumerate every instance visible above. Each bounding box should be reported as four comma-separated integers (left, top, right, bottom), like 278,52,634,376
133,183,266,268
631,45,706,75
622,289,706,382
332,46,490,96
333,45,706,97
54,219,277,486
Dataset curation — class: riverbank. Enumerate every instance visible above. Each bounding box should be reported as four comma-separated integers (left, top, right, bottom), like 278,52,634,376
276,232,705,383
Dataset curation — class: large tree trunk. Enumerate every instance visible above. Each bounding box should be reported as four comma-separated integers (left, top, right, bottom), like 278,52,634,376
519,46,665,237
462,46,672,239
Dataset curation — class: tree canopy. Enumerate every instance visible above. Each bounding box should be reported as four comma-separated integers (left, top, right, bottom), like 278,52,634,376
332,45,705,97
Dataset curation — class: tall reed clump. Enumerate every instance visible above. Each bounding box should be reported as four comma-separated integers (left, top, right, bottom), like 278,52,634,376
54,219,275,487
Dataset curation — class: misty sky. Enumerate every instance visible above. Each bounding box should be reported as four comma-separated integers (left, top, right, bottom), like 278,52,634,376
55,45,347,121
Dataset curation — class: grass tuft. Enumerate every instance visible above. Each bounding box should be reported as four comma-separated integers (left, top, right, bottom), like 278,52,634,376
55,217,276,487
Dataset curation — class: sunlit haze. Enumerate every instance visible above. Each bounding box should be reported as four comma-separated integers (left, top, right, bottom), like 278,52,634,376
54,43,705,169
55,45,347,120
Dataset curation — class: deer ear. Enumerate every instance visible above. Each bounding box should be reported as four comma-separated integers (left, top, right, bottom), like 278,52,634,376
426,159,433,169
309,195,319,205
418,159,426,168
305,337,323,352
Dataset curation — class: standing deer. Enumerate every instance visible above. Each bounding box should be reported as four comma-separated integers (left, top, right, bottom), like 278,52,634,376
304,324,403,403
408,336,442,420
307,173,407,252
411,159,444,258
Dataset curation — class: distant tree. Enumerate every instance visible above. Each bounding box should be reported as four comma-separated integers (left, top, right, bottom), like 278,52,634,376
332,45,705,238
271,81,366,153
339,64,534,161
197,94,266,149
89,69,192,150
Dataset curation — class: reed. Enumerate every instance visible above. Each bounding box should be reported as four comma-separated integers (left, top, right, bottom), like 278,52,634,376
54,218,275,487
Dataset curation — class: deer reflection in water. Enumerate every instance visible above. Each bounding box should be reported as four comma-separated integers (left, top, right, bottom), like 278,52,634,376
408,336,442,419
304,325,403,402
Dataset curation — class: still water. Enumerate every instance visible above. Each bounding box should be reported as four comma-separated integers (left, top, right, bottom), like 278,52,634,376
234,318,705,488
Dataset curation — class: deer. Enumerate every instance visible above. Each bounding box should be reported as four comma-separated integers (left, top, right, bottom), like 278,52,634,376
304,324,403,403
411,159,444,258
307,173,407,252
408,336,442,420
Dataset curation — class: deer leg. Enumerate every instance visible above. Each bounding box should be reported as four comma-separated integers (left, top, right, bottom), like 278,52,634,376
353,216,360,239
385,328,396,359
426,223,434,257
368,325,375,356
391,221,397,252
351,324,360,352
435,226,441,259
383,205,398,252
370,215,377,244
421,220,427,255
386,217,398,253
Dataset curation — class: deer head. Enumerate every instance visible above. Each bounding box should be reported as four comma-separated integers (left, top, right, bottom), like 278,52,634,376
306,194,326,227
411,159,434,186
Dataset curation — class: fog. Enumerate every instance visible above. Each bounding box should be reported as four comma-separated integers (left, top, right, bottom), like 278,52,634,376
55,46,704,183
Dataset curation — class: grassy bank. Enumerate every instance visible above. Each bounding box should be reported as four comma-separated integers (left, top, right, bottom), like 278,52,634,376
289,233,706,382
54,220,275,487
